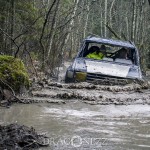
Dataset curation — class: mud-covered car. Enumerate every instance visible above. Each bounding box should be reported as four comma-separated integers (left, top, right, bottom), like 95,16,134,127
65,36,142,84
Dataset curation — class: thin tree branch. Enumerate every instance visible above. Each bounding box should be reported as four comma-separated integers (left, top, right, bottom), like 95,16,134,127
14,15,43,41
105,23,121,40
0,28,20,57
22,43,38,78
56,11,82,30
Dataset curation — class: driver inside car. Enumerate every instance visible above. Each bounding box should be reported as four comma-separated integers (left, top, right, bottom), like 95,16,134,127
117,48,129,59
86,45,106,60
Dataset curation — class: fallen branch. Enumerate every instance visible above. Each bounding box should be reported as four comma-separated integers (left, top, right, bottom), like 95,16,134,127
0,78,26,105
0,78,15,96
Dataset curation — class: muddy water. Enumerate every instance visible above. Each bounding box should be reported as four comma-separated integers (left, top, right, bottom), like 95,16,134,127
0,102,150,150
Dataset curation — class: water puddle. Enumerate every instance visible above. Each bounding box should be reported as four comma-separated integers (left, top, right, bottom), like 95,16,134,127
0,102,150,150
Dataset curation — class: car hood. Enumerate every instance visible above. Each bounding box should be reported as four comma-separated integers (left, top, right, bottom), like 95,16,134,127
74,58,141,78
85,60,130,78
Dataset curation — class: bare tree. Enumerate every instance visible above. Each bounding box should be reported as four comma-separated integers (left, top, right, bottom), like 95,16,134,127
39,0,57,68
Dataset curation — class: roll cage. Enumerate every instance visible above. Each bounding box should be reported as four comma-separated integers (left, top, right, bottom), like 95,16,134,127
77,37,140,66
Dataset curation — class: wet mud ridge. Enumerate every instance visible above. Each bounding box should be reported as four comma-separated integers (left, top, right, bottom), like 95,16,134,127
23,80,150,105
0,123,48,150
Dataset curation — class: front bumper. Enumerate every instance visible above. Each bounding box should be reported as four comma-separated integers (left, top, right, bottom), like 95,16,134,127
73,71,142,85
86,72,133,85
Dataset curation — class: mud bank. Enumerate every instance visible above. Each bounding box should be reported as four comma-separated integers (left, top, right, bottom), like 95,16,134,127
24,80,150,105
0,123,48,150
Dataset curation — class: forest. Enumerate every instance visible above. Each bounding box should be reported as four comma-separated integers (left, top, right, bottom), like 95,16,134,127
0,0,150,77
0,1,150,149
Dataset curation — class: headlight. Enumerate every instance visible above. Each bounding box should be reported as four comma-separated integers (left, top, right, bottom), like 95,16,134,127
75,72,87,81
127,67,140,78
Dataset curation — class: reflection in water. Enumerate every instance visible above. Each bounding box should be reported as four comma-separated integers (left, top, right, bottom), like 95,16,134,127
0,102,150,150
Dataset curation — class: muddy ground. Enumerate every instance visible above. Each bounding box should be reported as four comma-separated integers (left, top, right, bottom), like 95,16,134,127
0,61,150,150
1,61,150,107
0,123,49,149
18,79,150,106
1,79,150,150
20,61,150,106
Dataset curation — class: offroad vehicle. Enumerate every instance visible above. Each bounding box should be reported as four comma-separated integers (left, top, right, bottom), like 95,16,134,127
65,36,142,84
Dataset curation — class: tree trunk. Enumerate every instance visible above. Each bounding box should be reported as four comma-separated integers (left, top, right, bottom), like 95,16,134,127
10,0,15,55
47,0,60,58
83,2,90,38
63,0,80,57
109,0,116,28
104,0,108,37
39,0,57,69
131,0,137,41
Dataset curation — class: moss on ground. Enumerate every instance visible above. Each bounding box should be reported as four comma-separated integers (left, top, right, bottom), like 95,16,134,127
0,55,29,92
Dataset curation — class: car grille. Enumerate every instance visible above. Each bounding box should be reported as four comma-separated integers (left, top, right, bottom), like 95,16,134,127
86,73,130,85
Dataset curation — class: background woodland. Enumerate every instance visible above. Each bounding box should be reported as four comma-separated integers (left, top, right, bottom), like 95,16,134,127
0,0,150,77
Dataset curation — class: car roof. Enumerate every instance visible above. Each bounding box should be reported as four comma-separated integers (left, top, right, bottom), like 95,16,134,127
84,37,135,49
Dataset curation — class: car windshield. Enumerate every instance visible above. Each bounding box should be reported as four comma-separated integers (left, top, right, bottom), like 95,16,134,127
80,42,136,65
